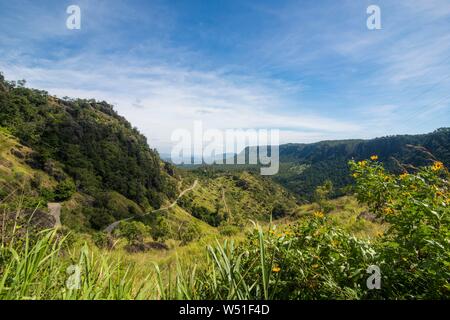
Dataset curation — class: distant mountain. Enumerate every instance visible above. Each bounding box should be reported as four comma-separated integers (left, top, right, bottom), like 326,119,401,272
158,152,174,162
253,129,450,201
163,152,237,164
178,128,450,202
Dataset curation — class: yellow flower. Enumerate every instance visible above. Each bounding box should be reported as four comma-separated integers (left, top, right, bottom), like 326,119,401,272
313,211,324,218
358,160,367,167
383,207,394,215
272,266,281,273
399,173,408,179
432,161,444,171
370,155,378,161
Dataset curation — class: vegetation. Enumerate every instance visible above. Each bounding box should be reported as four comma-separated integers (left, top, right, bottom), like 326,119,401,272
350,157,450,298
1,157,448,299
1,74,449,300
0,73,176,229
254,129,450,202
145,158,450,299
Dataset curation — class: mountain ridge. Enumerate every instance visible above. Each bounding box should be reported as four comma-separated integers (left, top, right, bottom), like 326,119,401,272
247,128,450,200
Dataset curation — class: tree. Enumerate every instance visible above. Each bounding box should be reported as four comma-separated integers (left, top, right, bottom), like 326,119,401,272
53,178,76,201
117,221,150,245
150,216,171,241
177,222,200,245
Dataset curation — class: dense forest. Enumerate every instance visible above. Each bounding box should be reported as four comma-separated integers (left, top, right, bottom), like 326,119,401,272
273,129,450,200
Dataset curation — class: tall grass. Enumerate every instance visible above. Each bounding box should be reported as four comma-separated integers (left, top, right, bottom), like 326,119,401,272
0,190,371,301
152,226,280,300
1,189,355,300
0,186,160,300
0,209,285,300
0,227,158,299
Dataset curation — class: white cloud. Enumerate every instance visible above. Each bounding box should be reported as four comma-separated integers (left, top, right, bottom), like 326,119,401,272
1,56,360,153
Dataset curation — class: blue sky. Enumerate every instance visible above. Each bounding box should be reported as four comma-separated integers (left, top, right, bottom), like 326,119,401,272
1,0,450,153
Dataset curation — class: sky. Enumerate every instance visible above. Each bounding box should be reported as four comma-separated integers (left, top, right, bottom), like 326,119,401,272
1,0,450,154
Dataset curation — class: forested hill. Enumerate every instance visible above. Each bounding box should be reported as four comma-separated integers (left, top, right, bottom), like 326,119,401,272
271,128,450,200
0,73,177,212
0,73,299,233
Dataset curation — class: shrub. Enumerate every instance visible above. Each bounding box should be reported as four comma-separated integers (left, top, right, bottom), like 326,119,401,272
271,203,289,219
86,208,115,230
218,225,240,237
150,216,171,241
92,232,113,249
350,157,450,298
314,180,334,213
191,205,223,226
117,221,150,245
177,222,200,245
53,178,76,201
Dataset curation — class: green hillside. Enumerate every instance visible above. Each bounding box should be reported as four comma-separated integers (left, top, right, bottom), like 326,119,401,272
179,169,298,227
0,75,178,208
213,129,450,201
274,129,450,200
0,73,299,236
0,128,57,202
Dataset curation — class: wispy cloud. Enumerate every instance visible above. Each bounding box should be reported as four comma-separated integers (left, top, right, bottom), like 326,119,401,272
1,0,450,153
0,54,360,153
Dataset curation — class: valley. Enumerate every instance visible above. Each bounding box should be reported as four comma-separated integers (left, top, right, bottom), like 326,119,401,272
0,73,449,300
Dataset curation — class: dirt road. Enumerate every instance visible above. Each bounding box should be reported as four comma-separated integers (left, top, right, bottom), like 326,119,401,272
104,179,198,233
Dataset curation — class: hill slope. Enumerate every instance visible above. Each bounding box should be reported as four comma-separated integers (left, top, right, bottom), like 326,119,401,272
239,129,450,201
0,73,299,235
0,75,178,209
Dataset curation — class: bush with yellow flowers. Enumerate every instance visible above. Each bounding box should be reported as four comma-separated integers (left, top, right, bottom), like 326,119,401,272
350,157,450,298
234,213,377,299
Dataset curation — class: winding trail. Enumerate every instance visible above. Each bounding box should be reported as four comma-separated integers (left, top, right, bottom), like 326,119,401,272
104,179,198,233
47,203,62,228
